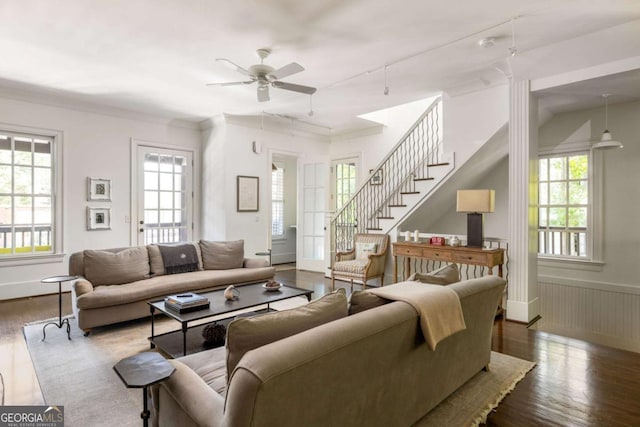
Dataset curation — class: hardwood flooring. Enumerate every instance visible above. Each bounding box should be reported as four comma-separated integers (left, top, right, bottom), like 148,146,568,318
1,269,639,426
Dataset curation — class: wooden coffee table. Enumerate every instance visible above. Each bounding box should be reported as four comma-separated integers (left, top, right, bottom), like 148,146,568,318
148,283,313,358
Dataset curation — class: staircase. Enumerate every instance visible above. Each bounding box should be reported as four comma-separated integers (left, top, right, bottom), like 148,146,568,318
330,97,454,254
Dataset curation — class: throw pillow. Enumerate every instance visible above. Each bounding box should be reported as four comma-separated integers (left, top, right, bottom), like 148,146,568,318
355,242,377,260
408,263,460,285
83,247,150,286
348,290,389,315
225,288,348,380
199,240,244,270
148,243,203,276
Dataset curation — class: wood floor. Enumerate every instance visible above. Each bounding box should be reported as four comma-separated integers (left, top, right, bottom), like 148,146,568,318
1,269,639,426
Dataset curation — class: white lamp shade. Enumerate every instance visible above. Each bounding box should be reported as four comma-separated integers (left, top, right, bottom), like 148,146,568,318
592,130,623,150
456,189,495,213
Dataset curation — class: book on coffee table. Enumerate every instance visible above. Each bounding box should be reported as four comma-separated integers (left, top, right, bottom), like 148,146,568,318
165,299,210,313
165,293,209,308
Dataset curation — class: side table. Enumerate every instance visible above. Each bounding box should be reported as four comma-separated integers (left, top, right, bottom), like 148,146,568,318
113,352,175,427
41,275,78,341
255,249,272,266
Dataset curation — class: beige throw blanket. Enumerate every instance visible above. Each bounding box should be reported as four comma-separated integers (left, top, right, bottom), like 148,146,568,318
369,281,466,350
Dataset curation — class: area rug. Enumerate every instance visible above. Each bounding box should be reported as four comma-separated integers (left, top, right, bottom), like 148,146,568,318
25,315,534,427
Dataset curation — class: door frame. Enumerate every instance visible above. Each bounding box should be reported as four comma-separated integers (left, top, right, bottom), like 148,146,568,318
130,139,200,245
268,149,299,265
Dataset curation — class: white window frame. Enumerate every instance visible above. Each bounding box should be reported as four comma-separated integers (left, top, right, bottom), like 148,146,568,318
0,124,64,266
538,141,603,269
271,162,285,239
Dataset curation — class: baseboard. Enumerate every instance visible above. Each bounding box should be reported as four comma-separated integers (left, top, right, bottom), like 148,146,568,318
506,297,539,323
0,279,72,300
271,252,295,265
537,322,640,353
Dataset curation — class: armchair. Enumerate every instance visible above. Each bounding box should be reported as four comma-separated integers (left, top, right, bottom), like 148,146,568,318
331,233,390,291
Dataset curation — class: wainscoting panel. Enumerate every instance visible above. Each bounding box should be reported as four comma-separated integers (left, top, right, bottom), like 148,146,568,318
537,277,640,353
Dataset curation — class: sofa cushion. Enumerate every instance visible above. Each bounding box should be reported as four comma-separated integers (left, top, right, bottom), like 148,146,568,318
177,346,228,397
408,263,460,285
225,288,348,380
148,243,204,276
83,247,150,286
200,240,244,270
75,268,275,310
348,290,389,315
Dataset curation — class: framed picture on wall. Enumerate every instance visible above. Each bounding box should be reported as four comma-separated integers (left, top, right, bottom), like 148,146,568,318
370,169,383,185
87,207,111,230
88,177,112,201
237,175,259,212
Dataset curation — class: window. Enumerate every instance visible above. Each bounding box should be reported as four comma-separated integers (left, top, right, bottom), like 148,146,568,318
334,161,356,211
271,164,284,237
538,152,589,258
0,131,54,256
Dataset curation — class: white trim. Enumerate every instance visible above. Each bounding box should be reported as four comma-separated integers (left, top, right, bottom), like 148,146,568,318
538,256,604,271
535,323,640,354
538,140,592,155
0,253,65,267
506,296,539,323
538,274,640,296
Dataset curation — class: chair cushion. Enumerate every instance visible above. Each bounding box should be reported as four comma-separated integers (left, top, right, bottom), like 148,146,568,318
333,259,368,274
355,242,377,260
348,290,389,315
177,346,228,396
83,247,150,286
225,288,348,380
408,263,460,285
200,240,244,270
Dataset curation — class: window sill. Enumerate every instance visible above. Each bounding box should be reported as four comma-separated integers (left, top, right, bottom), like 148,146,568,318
0,253,66,267
538,256,604,272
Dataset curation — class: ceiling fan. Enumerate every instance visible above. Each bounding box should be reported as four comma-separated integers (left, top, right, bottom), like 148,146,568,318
207,49,317,102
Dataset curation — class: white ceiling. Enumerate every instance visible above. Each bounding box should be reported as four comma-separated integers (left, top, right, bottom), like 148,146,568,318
1,0,639,133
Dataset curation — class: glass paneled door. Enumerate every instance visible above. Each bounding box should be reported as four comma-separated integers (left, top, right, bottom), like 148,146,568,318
137,146,193,245
297,162,328,272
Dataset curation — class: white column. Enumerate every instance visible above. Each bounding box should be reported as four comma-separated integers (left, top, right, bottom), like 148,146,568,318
507,80,539,323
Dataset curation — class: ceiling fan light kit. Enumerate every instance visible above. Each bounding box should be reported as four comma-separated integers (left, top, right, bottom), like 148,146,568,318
208,49,317,103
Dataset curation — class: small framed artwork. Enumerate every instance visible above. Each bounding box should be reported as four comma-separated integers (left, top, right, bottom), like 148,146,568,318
87,177,112,201
87,207,111,230
370,169,383,185
237,175,259,212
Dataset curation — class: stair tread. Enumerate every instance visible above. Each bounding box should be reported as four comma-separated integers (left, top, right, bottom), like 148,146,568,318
366,228,383,231
414,177,435,181
376,216,394,219
400,191,420,195
427,162,450,167
388,204,407,207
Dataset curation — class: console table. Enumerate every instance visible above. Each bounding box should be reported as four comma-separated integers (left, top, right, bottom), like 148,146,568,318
392,242,505,282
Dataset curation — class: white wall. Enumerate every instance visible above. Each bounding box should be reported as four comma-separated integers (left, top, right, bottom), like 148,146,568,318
201,116,329,261
0,96,202,299
329,97,438,187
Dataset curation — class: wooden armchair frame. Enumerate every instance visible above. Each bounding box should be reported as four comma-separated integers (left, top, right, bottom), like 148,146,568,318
330,233,390,291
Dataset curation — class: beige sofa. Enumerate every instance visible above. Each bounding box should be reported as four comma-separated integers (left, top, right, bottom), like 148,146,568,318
151,275,506,427
69,240,275,333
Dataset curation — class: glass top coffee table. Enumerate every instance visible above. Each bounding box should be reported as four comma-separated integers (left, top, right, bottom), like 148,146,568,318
148,283,313,358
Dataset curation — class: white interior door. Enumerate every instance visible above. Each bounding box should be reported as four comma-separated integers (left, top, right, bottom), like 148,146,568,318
136,146,193,245
297,162,328,272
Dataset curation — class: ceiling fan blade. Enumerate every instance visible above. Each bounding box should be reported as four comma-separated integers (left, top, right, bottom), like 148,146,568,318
216,58,252,77
257,86,270,102
206,80,255,87
272,81,317,95
267,62,304,81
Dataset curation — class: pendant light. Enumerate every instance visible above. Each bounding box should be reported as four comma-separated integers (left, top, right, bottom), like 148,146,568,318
592,94,623,150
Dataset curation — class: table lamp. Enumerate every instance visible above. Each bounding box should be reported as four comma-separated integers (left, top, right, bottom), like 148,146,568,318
456,189,495,248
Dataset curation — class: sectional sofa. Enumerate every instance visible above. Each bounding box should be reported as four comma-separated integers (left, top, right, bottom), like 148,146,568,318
151,275,506,427
69,240,275,333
